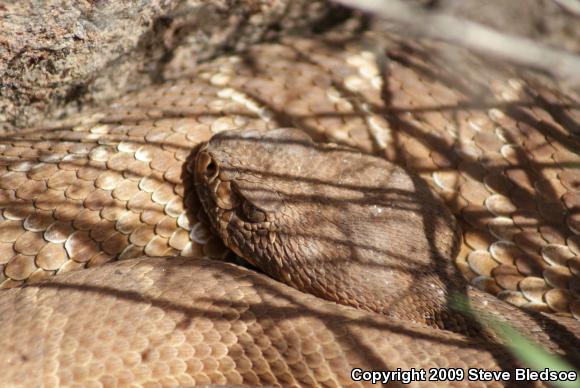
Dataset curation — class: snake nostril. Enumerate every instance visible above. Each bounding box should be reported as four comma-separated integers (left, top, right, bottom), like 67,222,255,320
196,151,219,181
205,160,217,178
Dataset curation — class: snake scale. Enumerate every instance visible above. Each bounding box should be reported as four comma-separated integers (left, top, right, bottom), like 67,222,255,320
0,23,579,386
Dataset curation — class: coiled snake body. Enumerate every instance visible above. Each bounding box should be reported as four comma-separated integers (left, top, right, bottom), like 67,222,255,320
0,31,579,386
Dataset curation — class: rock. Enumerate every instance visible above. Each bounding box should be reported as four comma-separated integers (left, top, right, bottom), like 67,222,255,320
0,0,347,131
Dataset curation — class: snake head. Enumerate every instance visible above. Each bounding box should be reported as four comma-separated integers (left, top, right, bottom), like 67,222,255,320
194,129,302,265
194,128,463,325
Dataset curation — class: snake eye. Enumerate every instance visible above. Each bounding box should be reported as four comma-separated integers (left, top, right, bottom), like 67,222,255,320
241,200,266,223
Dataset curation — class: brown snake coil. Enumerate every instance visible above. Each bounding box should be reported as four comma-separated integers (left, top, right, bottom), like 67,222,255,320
0,30,579,386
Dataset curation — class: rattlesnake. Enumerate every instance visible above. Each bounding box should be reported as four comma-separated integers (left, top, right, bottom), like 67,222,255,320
0,28,579,386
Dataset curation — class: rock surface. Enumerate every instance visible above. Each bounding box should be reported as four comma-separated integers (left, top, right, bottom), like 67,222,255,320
0,0,345,131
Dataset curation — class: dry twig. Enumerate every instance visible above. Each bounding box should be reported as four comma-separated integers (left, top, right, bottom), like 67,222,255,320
551,0,580,17
334,0,580,83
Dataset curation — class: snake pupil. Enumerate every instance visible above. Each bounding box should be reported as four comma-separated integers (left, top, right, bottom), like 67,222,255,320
242,201,266,223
